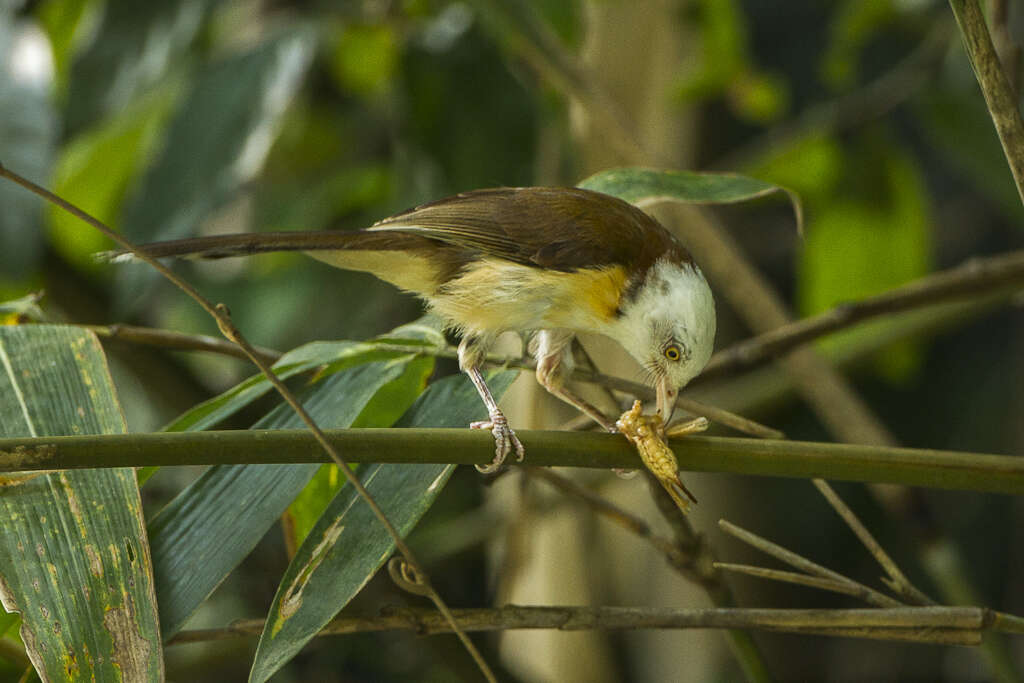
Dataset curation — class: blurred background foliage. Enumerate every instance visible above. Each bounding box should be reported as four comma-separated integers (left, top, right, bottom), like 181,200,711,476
1,0,1022,681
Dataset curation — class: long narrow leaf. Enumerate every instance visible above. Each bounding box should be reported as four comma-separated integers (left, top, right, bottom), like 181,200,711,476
0,326,162,681
249,370,518,683
149,356,421,638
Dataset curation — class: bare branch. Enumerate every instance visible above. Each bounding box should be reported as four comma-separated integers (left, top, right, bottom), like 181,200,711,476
166,605,993,647
717,520,903,608
700,251,1024,382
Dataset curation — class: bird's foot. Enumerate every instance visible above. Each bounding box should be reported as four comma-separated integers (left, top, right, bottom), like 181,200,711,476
471,410,525,473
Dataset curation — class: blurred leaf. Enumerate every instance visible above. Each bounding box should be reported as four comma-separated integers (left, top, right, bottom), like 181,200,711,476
330,23,399,97
64,0,208,133
0,326,162,681
579,166,803,233
728,70,789,124
744,134,844,202
797,142,932,380
249,369,517,683
48,84,180,273
149,346,432,637
916,82,1024,224
35,0,94,95
285,355,435,549
0,15,57,279
261,164,392,233
677,0,746,101
116,29,315,306
821,0,896,88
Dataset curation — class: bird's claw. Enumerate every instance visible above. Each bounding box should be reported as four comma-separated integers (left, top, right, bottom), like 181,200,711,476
471,411,524,473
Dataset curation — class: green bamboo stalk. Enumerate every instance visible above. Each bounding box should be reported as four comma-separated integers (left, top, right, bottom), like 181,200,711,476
949,0,1024,204
1,429,1021,495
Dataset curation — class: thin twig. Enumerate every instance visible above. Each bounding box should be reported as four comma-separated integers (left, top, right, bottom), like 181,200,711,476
165,605,996,646
717,520,903,608
812,479,935,606
950,0,1024,205
699,250,1024,382
713,563,873,600
88,323,281,365
0,164,497,683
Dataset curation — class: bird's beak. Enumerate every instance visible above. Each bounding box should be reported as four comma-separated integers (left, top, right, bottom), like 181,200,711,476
656,376,677,423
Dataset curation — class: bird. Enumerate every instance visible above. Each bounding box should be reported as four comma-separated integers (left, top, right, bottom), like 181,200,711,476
110,187,716,472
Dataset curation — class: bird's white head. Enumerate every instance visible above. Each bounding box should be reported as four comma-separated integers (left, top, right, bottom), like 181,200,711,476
606,258,716,420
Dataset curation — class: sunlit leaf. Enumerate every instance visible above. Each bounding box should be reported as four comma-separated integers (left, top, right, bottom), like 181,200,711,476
249,370,518,683
579,166,803,234
0,326,162,681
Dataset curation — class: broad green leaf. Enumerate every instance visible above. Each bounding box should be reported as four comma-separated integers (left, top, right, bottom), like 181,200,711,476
115,29,314,306
63,0,209,133
578,166,803,234
285,355,435,549
0,326,162,681
0,13,57,279
250,370,518,683
149,355,421,638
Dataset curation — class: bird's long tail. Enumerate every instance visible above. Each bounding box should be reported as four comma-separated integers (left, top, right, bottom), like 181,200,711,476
99,230,425,263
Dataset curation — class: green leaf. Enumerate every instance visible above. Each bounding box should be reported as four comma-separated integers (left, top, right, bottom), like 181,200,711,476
148,355,421,638
249,369,517,683
0,14,57,279
284,354,435,549
0,326,162,681
115,29,314,306
578,166,803,234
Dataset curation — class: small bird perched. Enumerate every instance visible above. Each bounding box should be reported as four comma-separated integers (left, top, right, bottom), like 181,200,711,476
113,187,716,472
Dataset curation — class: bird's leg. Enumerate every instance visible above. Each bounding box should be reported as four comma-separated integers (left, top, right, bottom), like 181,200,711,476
533,330,617,432
458,335,524,473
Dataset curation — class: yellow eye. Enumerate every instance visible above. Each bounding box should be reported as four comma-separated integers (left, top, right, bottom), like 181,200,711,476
664,345,681,361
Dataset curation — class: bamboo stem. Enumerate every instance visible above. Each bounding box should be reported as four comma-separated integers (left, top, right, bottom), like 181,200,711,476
0,429,1021,494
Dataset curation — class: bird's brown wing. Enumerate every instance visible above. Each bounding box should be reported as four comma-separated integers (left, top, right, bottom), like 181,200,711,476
369,187,680,272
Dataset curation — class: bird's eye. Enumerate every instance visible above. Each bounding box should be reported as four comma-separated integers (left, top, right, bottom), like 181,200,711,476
663,344,682,362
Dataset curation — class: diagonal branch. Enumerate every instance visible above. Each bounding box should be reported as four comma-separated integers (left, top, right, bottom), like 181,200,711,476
699,250,1024,382
949,0,1024,205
